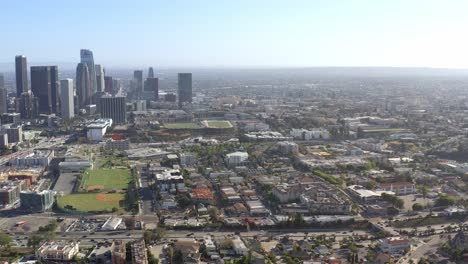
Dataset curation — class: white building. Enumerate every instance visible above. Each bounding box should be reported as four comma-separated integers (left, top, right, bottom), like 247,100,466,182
36,241,80,262
12,150,54,167
290,128,330,140
60,79,74,120
379,237,411,255
226,151,248,167
155,169,185,193
101,217,123,230
377,182,416,195
232,236,248,255
87,119,113,141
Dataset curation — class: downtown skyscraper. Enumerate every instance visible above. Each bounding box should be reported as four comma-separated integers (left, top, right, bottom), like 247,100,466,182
76,63,91,108
178,73,192,107
60,79,74,120
95,64,105,93
0,73,6,114
98,95,126,124
148,67,154,78
80,49,97,96
133,70,143,99
15,55,28,97
31,66,59,114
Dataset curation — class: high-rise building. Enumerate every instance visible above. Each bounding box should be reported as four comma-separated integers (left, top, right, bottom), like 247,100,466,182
148,67,154,78
17,92,38,119
76,63,91,108
144,78,159,100
98,95,126,124
95,64,105,93
20,190,54,212
80,49,97,96
113,79,121,95
0,74,6,114
104,76,114,95
15,55,28,97
60,79,74,120
133,70,143,98
30,66,59,114
178,73,192,107
0,73,4,89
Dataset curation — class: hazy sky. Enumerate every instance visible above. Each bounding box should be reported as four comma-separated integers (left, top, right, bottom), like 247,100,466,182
2,0,468,68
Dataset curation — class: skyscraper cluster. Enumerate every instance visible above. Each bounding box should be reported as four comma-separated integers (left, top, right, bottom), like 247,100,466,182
5,49,193,125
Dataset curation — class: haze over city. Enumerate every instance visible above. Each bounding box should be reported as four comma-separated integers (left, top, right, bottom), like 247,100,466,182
2,0,468,68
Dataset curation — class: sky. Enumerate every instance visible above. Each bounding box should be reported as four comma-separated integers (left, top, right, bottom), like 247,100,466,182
2,0,468,68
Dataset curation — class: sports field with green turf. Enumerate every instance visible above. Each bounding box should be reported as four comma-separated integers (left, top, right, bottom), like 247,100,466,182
81,168,131,191
163,122,202,129
57,193,125,213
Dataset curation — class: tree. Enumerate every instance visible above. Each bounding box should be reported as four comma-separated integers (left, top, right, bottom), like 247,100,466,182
0,234,12,248
412,203,424,211
172,249,183,264
435,195,456,207
27,235,43,251
208,207,219,222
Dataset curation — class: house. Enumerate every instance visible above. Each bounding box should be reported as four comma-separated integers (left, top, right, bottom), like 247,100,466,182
374,253,393,264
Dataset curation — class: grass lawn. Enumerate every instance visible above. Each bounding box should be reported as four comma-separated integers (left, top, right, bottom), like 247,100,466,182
163,122,202,129
81,168,130,191
57,193,125,213
202,120,233,128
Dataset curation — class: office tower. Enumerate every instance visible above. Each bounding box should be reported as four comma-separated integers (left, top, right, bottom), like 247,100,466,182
15,55,28,97
31,66,59,114
98,95,126,124
60,79,74,120
133,70,143,98
95,64,105,93
113,79,121,95
17,92,38,119
144,78,159,100
178,73,192,107
0,74,6,114
80,49,97,95
104,76,114,95
148,67,154,78
76,63,91,107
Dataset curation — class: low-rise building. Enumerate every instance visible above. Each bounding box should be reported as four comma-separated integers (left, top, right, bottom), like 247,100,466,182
130,239,147,264
105,139,130,151
36,241,80,262
226,152,249,167
377,182,415,195
20,190,54,212
87,119,113,141
232,236,248,255
277,141,299,155
290,128,330,140
378,237,411,255
155,169,185,193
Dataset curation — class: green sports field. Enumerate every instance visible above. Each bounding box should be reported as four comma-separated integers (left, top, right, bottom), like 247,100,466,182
57,193,125,213
81,168,131,191
163,122,202,129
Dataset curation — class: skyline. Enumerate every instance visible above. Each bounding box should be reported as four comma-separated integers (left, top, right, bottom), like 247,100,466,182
2,0,468,68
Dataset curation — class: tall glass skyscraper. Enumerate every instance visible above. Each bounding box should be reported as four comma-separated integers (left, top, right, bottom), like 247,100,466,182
80,49,97,96
15,55,28,97
148,67,154,78
178,73,192,108
31,66,59,114
76,63,91,107
95,64,105,93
